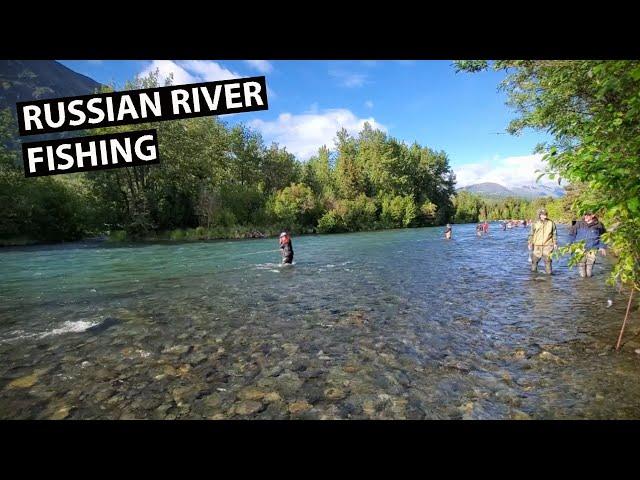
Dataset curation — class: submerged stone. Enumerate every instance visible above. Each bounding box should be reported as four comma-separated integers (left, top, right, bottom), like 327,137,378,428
7,373,40,389
234,400,264,416
288,400,312,414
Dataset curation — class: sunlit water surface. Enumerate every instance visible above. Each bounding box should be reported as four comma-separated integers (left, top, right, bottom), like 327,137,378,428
1,223,639,419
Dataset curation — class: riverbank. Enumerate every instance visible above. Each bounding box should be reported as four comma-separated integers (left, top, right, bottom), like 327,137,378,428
0,220,577,247
1,223,436,247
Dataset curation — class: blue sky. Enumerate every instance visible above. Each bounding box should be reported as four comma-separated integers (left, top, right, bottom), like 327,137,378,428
58,60,554,188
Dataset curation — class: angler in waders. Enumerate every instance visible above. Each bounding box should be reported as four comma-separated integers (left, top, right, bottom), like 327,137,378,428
279,232,294,265
528,208,558,274
568,212,607,278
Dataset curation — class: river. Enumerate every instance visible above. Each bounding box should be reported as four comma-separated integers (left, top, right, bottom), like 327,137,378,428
1,223,639,419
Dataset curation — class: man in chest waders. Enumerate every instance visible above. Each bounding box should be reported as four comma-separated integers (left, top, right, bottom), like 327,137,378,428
279,232,294,264
528,208,558,274
568,212,607,278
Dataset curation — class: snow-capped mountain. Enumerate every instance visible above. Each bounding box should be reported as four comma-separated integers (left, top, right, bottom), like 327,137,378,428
457,182,565,199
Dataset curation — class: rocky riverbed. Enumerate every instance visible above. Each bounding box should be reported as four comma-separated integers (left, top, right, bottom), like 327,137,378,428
1,224,639,419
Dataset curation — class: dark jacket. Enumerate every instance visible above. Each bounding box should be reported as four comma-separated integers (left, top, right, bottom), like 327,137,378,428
569,220,606,250
280,240,294,261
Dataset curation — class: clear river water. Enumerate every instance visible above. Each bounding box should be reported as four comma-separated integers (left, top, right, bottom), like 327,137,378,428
1,223,639,419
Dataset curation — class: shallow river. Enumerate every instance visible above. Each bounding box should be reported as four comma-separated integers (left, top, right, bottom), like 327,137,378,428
1,223,639,419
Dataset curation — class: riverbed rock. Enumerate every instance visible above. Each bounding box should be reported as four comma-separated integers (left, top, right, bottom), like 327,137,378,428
44,400,72,420
237,387,267,401
389,397,408,419
6,371,42,389
163,365,178,376
282,343,299,355
539,351,563,364
511,410,532,420
163,345,192,356
288,400,312,414
172,386,194,406
187,352,209,366
234,400,264,416
460,401,476,419
273,372,303,396
324,387,346,401
264,392,282,403
501,372,513,385
513,349,526,360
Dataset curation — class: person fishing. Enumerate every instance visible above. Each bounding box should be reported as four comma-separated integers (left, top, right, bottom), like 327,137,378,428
444,224,452,240
528,208,558,274
568,212,607,278
476,223,483,237
279,231,294,265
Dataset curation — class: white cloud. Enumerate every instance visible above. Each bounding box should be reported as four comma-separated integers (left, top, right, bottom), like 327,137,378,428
365,100,374,109
178,60,238,81
139,60,239,85
329,70,368,88
248,109,387,160
454,154,556,188
245,60,273,74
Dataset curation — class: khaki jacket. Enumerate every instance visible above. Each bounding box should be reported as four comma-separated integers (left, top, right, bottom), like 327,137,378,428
528,219,557,246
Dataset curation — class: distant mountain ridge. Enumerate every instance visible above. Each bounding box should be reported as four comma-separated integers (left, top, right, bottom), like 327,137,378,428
0,60,102,112
1,60,104,149
458,181,564,199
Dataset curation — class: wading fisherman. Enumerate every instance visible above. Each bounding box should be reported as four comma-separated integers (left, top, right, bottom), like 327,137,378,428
444,224,452,240
568,212,607,278
279,232,294,264
528,208,558,274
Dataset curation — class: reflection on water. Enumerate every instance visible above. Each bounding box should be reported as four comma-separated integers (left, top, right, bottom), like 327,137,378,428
1,223,639,419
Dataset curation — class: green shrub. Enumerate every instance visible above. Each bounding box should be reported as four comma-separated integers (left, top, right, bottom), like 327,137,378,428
214,209,238,228
381,195,417,228
271,183,320,229
340,194,378,231
108,230,127,242
317,210,345,233
169,229,186,241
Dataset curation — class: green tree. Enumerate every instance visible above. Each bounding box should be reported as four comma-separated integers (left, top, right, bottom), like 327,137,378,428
270,183,319,230
456,60,640,290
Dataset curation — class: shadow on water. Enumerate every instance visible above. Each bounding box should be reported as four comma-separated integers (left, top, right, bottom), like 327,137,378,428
0,223,639,420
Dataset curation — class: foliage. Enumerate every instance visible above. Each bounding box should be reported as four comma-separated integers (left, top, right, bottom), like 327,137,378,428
380,194,417,228
456,60,640,290
270,182,319,230
1,69,462,245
